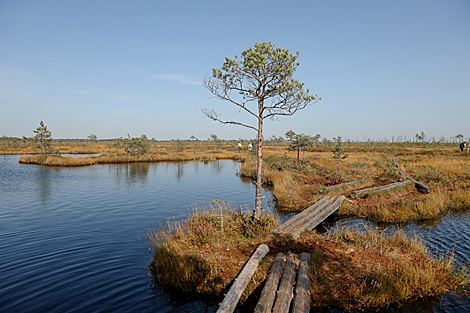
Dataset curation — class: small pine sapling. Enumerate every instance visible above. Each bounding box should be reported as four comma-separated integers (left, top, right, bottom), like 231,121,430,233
333,137,349,172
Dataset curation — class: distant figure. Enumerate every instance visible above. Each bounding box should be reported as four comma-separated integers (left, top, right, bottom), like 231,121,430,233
248,142,253,151
238,141,242,153
460,142,467,152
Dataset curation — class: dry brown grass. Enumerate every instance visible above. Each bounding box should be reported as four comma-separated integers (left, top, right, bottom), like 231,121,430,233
147,204,469,311
18,149,242,166
321,226,469,310
16,143,470,223
19,155,96,166
147,203,278,299
239,145,470,223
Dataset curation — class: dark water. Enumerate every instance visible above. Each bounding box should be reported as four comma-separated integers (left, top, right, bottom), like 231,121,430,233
0,155,273,312
0,155,469,312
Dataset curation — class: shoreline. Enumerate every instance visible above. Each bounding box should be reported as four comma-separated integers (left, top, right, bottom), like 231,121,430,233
5,144,470,310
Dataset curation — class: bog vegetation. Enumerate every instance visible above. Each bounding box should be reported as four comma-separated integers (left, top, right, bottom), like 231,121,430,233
3,131,470,310
147,204,469,311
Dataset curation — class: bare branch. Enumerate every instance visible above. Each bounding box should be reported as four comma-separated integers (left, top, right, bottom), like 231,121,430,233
201,108,258,131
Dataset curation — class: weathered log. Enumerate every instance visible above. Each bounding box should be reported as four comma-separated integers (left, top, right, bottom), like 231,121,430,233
275,198,333,236
414,181,430,194
275,200,333,237
291,253,311,313
216,244,270,313
254,253,285,313
272,196,332,235
391,158,431,193
288,196,345,239
379,180,412,192
352,181,402,195
304,196,345,231
272,253,298,313
352,181,411,197
325,178,368,189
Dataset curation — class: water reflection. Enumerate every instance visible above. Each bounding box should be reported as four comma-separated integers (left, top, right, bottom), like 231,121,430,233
176,163,184,181
209,160,224,174
149,281,219,312
2,155,468,312
110,163,150,186
37,167,52,206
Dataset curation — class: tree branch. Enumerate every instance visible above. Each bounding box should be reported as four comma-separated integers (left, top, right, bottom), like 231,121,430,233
201,108,258,131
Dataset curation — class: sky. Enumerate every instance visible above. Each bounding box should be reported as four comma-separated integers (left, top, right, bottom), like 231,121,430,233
1,0,469,141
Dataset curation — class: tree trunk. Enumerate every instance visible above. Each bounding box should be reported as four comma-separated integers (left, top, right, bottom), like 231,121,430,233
254,118,263,220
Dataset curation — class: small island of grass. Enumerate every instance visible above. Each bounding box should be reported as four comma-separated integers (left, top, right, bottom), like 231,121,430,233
147,205,468,311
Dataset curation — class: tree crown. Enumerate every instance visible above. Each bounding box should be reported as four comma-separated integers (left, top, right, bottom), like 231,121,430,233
203,42,320,127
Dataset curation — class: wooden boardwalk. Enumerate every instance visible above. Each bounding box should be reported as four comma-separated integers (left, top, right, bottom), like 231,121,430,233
254,252,311,313
272,196,345,239
216,246,311,313
216,173,432,313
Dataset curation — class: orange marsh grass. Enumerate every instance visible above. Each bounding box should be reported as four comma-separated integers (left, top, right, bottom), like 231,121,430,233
323,226,469,310
240,148,470,222
18,150,242,166
146,204,278,297
19,155,95,166
146,206,469,311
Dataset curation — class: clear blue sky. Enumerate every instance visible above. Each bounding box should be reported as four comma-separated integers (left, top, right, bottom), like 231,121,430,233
1,0,469,141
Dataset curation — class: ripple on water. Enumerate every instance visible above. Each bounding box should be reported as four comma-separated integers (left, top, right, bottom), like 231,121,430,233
1,156,469,312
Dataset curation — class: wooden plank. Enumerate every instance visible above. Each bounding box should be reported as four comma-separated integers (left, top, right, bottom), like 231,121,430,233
352,181,402,195
272,197,331,235
272,196,331,235
377,180,412,192
391,158,431,193
254,253,285,313
325,178,368,189
275,198,334,236
351,180,411,197
272,253,298,313
289,196,345,239
292,253,311,313
305,195,345,231
216,244,270,313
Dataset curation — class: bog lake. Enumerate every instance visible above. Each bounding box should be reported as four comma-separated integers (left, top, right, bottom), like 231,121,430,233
0,155,469,312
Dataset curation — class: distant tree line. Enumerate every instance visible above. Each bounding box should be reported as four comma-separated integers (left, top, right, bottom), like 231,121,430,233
1,124,468,154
